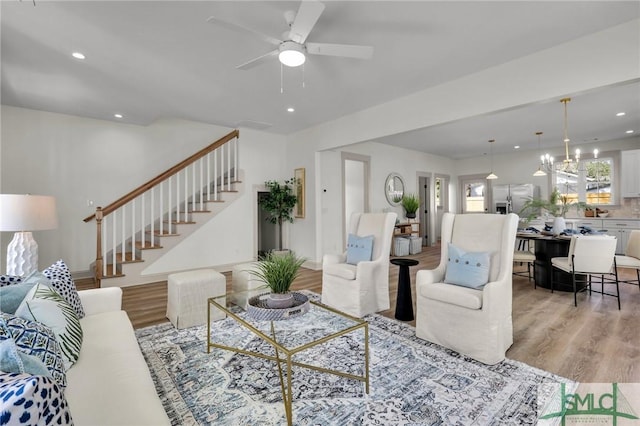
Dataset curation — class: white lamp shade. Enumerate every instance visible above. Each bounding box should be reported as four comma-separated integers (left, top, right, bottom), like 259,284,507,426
0,194,58,232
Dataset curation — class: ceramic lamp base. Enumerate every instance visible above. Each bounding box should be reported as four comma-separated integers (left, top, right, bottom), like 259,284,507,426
6,231,38,276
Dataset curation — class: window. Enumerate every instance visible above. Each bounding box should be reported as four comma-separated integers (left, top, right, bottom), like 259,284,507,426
552,157,614,206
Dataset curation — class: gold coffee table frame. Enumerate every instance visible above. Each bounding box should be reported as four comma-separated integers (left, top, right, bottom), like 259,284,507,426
207,292,370,426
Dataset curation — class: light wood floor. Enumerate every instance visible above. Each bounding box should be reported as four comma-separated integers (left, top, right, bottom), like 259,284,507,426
79,244,640,383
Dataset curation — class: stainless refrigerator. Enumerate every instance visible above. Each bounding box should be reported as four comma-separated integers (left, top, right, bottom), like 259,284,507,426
492,183,538,216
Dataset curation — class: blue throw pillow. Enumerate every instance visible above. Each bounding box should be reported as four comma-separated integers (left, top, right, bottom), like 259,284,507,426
346,234,374,265
444,243,491,289
0,339,51,377
0,313,67,388
0,283,35,314
0,270,50,314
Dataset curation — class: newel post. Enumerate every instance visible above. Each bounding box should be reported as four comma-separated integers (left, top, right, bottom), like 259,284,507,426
95,207,103,287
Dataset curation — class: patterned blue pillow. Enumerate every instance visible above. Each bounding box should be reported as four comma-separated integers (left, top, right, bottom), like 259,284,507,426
444,243,491,289
42,260,85,319
0,313,66,388
346,234,374,265
0,372,73,425
0,339,51,377
0,275,23,287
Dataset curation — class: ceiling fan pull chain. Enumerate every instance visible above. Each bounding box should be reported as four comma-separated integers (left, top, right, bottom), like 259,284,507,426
302,64,306,89
280,63,284,94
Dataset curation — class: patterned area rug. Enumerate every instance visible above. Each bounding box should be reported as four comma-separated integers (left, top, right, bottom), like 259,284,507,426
136,292,570,425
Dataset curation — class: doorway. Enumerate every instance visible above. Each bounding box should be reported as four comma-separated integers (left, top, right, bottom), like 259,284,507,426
434,174,449,243
342,153,370,245
257,191,277,256
459,174,490,214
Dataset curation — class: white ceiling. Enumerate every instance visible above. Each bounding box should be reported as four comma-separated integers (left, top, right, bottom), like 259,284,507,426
1,1,639,159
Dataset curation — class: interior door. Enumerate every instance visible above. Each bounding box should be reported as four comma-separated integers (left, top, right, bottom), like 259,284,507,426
419,176,430,246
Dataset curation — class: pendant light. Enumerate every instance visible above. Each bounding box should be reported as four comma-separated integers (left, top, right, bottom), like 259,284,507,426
560,97,578,170
533,131,547,176
486,139,498,180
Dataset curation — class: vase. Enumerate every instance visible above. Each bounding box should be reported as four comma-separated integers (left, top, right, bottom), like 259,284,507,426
406,212,416,219
267,292,295,309
552,216,566,235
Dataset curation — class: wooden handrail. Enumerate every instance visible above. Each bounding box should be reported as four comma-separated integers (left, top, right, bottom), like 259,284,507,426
83,129,239,222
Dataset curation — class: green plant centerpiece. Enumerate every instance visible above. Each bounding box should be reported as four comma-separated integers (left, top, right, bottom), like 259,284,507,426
519,188,590,221
260,178,298,252
519,187,590,235
250,251,306,308
401,193,420,219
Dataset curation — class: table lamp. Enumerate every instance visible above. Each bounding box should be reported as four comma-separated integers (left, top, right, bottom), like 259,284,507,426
0,194,58,276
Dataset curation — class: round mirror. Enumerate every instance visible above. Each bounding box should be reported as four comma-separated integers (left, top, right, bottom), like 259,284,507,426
385,173,405,206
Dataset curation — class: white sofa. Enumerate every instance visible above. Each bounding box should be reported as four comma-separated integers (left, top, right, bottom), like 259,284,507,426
65,287,169,425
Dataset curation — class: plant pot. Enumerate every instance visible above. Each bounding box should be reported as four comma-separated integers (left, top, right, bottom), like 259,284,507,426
406,212,416,219
267,292,295,309
270,249,290,257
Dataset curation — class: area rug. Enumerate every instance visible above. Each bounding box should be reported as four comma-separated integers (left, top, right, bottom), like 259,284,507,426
135,291,571,425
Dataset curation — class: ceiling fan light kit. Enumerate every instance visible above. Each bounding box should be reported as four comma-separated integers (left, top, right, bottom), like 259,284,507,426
279,41,306,67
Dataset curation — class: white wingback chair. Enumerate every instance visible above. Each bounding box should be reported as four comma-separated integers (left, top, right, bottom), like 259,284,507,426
321,212,397,318
415,212,518,365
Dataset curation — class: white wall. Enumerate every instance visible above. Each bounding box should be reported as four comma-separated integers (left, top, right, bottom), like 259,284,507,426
316,141,454,262
284,20,639,264
0,106,287,275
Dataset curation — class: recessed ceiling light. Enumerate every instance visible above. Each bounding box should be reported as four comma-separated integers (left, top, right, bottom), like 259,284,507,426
72,52,85,60
287,107,295,113
514,145,520,149
616,112,626,117
114,113,123,119
626,130,634,134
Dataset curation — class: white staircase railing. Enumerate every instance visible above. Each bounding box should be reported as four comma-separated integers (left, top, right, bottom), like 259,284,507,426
84,130,239,285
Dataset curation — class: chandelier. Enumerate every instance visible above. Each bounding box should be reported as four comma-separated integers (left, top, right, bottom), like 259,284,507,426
536,98,597,174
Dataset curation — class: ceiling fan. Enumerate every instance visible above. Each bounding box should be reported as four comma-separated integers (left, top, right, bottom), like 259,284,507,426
207,0,373,70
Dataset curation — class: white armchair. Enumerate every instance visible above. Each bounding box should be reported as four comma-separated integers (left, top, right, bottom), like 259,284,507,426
415,212,518,365
321,212,397,318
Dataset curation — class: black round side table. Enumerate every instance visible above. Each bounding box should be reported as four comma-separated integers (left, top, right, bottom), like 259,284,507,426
390,258,419,321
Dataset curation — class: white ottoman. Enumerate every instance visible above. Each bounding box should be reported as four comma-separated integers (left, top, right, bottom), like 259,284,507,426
166,269,226,329
231,262,268,309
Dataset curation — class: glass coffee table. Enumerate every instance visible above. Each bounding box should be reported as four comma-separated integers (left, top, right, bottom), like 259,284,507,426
207,291,370,426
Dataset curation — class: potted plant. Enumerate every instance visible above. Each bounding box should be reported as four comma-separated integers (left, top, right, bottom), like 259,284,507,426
519,188,590,233
250,251,306,308
401,193,420,219
260,178,298,253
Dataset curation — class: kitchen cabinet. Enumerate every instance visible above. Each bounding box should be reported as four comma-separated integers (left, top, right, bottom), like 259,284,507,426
576,219,604,231
621,150,640,198
603,219,640,254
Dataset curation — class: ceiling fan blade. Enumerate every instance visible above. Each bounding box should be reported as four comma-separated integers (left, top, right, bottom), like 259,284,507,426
236,50,279,70
288,0,325,44
306,43,373,60
207,16,282,46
